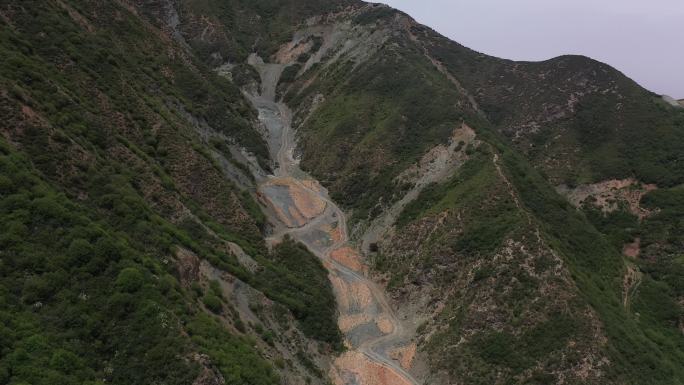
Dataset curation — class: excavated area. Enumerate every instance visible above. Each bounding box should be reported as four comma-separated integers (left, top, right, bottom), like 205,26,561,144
258,177,327,228
246,56,420,385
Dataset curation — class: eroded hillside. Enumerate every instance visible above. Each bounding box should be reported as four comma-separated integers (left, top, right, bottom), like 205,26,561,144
221,2,683,384
1,1,683,385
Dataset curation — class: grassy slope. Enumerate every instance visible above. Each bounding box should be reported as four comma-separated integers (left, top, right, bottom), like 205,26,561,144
420,20,684,384
377,146,602,383
0,1,341,383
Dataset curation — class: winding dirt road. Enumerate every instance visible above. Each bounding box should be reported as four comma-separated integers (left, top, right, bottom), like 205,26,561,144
247,57,420,385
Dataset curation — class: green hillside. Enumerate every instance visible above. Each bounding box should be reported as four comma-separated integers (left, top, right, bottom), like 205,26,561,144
0,0,682,384
0,1,340,384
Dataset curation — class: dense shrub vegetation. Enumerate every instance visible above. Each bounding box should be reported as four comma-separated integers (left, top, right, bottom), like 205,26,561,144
0,0,343,383
501,149,684,383
0,143,192,384
426,27,684,187
256,237,343,350
2,0,683,384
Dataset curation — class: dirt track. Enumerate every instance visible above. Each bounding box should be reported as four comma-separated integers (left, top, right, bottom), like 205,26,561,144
248,56,420,385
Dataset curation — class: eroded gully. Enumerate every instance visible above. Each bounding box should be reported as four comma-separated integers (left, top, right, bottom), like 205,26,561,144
246,57,420,385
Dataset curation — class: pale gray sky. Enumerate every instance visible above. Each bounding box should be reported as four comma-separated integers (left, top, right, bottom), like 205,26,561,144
378,0,684,98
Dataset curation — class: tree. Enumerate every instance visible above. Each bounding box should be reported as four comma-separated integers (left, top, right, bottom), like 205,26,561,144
116,268,144,292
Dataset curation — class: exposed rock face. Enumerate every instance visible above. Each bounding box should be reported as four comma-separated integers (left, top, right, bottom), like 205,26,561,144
176,247,201,287
360,124,479,252
192,354,226,385
226,241,259,273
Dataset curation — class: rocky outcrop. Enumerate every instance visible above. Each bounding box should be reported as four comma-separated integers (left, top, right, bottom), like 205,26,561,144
192,354,226,385
175,247,201,287
556,178,658,219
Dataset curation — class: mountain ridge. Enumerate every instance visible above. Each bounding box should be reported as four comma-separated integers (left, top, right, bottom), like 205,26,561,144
0,1,683,384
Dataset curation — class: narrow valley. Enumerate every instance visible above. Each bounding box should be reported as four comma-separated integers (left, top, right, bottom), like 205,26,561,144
248,57,420,385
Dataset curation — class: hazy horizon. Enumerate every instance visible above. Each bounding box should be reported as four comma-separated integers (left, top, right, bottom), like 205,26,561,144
378,0,684,98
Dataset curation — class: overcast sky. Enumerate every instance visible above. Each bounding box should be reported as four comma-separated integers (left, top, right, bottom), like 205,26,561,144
378,0,684,98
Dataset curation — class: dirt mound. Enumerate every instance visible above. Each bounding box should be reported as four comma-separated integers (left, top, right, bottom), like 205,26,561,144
389,344,417,370
331,351,414,385
331,247,367,273
339,314,372,332
259,177,327,228
376,315,394,334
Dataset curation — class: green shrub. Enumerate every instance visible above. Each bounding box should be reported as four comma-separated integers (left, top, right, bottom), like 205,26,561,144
255,236,342,350
353,6,397,25
187,314,278,385
279,64,301,84
202,294,222,313
0,175,13,193
116,268,144,293
66,238,94,266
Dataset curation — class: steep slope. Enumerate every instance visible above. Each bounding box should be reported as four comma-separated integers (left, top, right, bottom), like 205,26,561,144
247,56,420,384
0,1,342,384
1,0,683,385
429,46,684,188
219,2,682,384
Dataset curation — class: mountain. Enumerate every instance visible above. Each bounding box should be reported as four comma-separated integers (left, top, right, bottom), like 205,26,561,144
0,1,340,384
1,1,682,385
